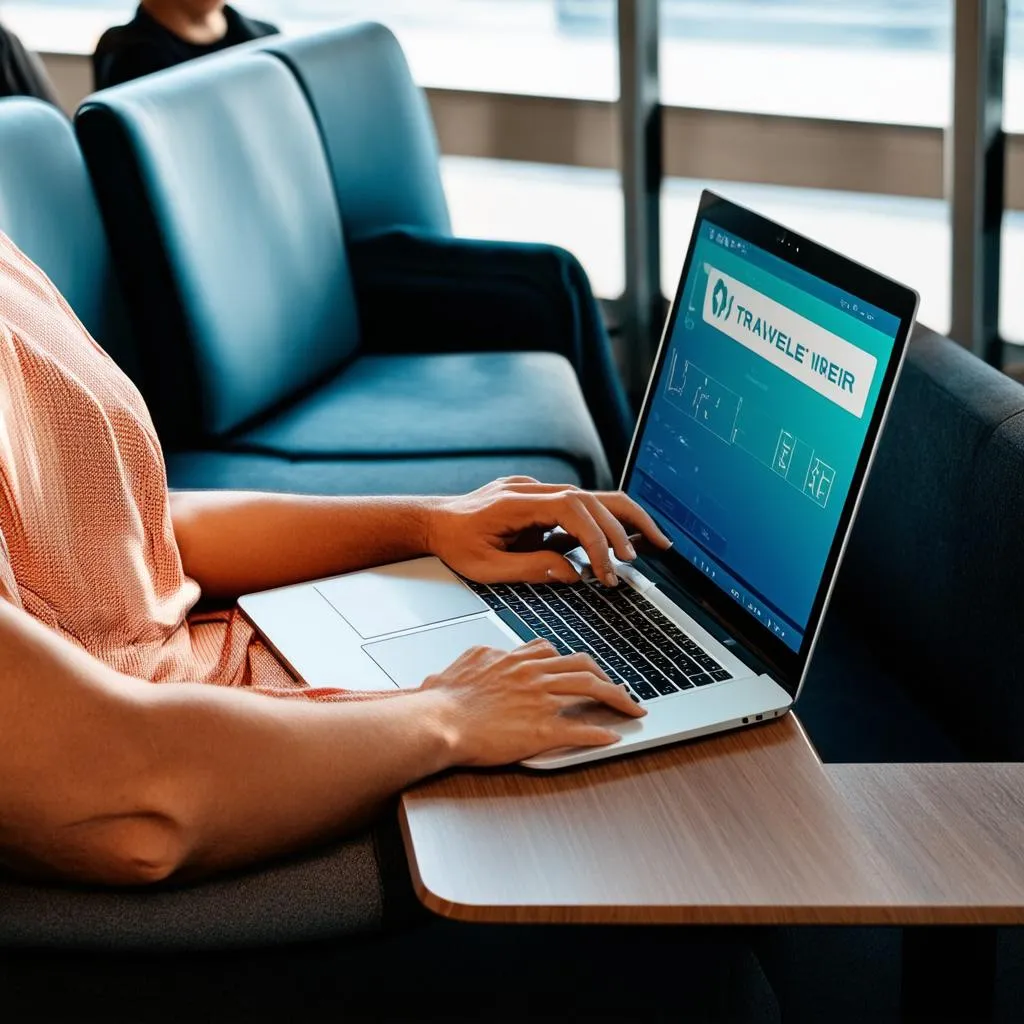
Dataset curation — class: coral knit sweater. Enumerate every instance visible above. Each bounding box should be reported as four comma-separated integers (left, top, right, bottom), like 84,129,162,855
0,231,359,700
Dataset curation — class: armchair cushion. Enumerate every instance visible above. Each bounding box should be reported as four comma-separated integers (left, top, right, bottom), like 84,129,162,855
350,228,633,473
229,352,612,488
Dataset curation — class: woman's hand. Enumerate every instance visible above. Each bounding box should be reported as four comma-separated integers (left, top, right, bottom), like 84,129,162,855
426,476,671,587
420,639,646,766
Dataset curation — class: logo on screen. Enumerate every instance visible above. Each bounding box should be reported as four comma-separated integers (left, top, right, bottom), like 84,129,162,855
711,277,733,320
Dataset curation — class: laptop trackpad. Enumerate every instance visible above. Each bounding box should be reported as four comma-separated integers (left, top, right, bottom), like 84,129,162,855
315,557,485,638
364,617,518,689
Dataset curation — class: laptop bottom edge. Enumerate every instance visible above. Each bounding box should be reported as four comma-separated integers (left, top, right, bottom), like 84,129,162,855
522,673,793,770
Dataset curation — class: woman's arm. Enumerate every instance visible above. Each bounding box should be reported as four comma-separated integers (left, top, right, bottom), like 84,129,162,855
0,599,640,886
169,490,436,599
170,477,671,599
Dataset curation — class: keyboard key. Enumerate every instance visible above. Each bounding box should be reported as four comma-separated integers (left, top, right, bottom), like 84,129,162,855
694,653,722,671
672,651,703,676
630,678,659,701
665,667,695,690
649,674,680,697
481,581,731,703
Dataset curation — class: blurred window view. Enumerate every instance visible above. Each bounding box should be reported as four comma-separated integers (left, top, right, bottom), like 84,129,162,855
6,0,1024,337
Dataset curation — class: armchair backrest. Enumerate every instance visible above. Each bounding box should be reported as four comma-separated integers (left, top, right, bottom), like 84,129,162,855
0,97,140,384
842,327,1024,758
262,22,451,240
76,53,361,445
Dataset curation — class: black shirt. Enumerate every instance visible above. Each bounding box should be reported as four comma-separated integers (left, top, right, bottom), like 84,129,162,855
93,5,278,90
0,23,59,104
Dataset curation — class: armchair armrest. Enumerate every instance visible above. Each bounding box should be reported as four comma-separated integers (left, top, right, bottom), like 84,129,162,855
349,228,633,475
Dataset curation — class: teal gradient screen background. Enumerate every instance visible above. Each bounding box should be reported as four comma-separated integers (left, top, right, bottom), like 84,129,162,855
630,222,898,651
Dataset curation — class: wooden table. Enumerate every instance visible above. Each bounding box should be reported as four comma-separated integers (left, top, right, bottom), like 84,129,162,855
400,715,1024,1019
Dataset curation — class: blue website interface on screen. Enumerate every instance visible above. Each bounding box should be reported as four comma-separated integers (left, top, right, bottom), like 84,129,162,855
629,219,900,653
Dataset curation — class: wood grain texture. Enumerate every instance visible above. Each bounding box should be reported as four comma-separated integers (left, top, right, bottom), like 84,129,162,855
401,723,1024,926
400,715,904,925
829,763,1024,925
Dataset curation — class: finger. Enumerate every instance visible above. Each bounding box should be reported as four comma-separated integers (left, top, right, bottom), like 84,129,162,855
579,493,635,562
537,651,611,683
549,725,622,749
553,497,618,587
497,475,540,486
448,644,498,667
513,638,559,659
477,549,581,585
542,671,646,718
498,482,575,494
594,492,672,549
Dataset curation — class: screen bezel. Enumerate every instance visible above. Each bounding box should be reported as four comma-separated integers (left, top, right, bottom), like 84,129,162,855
621,189,919,699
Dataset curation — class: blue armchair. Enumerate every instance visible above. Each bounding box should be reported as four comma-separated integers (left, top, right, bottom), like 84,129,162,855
73,24,632,496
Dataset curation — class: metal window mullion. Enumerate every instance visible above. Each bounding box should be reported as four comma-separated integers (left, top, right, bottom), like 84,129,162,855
617,0,663,399
949,0,1006,364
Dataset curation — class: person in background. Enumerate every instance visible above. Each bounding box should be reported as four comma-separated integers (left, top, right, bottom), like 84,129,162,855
0,21,60,104
93,1,278,90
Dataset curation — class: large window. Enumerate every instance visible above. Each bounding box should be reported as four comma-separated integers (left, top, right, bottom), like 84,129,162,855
442,158,624,297
658,0,953,333
658,0,953,126
251,0,619,99
8,0,618,98
9,1,1022,353
1002,3,1024,344
7,1,622,293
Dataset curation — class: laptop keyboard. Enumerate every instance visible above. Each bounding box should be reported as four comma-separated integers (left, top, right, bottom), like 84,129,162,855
464,579,733,702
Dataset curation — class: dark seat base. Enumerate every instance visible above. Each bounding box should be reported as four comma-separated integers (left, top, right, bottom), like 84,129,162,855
1,921,780,1023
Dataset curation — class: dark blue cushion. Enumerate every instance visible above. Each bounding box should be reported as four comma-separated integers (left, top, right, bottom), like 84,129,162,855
839,325,1024,758
0,98,139,384
945,408,1024,758
797,591,966,763
228,352,611,489
350,229,634,475
77,52,360,443
166,451,585,496
262,23,450,239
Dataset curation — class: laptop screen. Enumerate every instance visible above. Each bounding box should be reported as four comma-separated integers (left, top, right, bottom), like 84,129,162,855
627,216,901,654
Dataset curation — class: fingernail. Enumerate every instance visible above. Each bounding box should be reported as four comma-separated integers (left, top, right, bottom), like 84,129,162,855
604,572,618,587
625,543,637,560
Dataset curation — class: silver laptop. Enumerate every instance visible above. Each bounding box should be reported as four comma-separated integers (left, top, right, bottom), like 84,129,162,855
240,191,918,770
